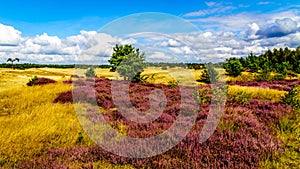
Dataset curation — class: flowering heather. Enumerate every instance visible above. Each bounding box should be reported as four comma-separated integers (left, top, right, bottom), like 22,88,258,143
227,79,300,91
19,99,293,168
62,79,73,84
47,77,295,168
26,77,57,86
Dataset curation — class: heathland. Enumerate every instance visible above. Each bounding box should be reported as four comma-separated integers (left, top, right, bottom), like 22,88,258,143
1,46,300,168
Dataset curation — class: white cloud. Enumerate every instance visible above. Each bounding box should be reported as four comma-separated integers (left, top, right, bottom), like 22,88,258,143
1,12,300,65
257,1,272,5
246,23,260,40
205,1,217,7
161,39,182,47
147,52,174,62
256,18,299,38
0,23,22,45
186,10,300,33
33,33,61,46
183,2,235,17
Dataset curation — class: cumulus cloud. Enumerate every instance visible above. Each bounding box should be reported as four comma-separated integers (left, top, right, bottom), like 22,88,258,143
256,18,299,38
0,23,22,45
186,10,300,34
161,39,182,47
246,23,260,40
1,14,300,64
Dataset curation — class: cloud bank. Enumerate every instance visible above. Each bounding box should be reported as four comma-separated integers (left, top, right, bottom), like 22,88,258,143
0,8,300,64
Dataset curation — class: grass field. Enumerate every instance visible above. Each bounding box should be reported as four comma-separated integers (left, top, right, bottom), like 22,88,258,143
0,67,300,168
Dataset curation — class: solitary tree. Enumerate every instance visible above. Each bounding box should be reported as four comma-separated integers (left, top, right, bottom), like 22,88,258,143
108,44,139,72
109,44,146,81
7,58,19,69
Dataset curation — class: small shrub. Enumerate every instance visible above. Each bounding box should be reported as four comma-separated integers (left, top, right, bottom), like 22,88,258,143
76,131,84,144
229,91,250,104
161,66,168,70
27,76,38,86
281,85,300,109
273,74,286,80
85,67,96,77
254,70,272,82
168,80,179,88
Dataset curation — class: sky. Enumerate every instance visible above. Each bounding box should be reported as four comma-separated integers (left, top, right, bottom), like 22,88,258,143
0,0,299,64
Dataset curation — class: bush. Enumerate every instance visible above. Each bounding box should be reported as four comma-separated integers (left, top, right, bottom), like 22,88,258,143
273,74,286,80
224,58,243,77
161,66,168,70
27,76,56,86
281,85,300,109
229,91,250,104
254,70,272,82
27,76,38,85
85,67,96,77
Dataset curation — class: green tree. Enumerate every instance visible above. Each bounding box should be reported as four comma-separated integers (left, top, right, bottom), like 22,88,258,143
274,62,292,76
108,44,139,72
246,52,260,72
116,52,146,81
255,62,272,82
7,58,19,69
224,58,243,77
109,44,146,81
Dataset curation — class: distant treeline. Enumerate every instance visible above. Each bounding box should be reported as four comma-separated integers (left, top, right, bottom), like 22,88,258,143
0,63,111,69
229,46,300,73
147,62,208,69
1,62,213,70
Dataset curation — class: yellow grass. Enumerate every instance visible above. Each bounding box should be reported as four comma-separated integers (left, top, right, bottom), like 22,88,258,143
0,67,291,168
0,83,95,166
141,67,202,85
228,85,287,102
0,68,73,92
225,71,255,82
0,68,144,168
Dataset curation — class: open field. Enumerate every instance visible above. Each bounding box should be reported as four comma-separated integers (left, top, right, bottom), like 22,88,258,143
0,67,300,168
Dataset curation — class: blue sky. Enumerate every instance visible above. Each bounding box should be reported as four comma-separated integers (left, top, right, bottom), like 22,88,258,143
0,0,297,37
0,0,299,63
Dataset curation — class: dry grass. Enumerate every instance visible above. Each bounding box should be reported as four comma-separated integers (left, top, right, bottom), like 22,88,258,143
0,68,73,92
228,85,286,102
0,67,293,168
0,83,95,167
141,67,202,85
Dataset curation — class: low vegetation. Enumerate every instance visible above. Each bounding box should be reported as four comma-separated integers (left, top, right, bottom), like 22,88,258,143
1,46,300,168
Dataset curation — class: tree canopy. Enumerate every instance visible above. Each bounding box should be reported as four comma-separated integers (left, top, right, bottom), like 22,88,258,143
108,44,140,72
224,58,243,77
109,44,146,81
